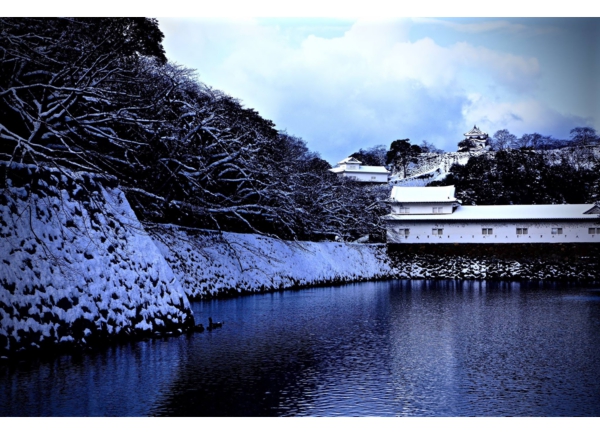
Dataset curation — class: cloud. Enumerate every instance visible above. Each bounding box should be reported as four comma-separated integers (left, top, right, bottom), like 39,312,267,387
413,18,530,34
159,18,590,161
462,94,589,139
377,38,541,96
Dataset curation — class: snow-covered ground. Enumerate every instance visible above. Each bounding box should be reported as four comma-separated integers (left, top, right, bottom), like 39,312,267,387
149,225,395,299
389,151,478,186
0,164,194,356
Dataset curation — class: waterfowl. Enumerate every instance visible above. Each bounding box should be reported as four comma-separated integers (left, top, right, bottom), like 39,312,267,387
207,317,224,330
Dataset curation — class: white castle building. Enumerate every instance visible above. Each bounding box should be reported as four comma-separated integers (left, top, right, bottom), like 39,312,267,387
459,125,489,151
384,186,600,244
329,157,390,183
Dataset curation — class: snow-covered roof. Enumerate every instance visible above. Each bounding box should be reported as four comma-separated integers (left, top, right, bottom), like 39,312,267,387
390,186,457,203
464,125,486,137
329,165,390,174
337,157,362,165
384,204,599,221
585,205,600,214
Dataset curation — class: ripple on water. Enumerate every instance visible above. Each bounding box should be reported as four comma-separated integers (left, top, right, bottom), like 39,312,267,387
2,280,600,416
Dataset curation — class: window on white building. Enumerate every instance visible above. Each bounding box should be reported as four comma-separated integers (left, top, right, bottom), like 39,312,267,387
589,228,600,234
432,207,443,213
551,228,563,235
482,228,493,235
398,228,410,237
399,207,410,214
432,228,443,236
516,228,528,235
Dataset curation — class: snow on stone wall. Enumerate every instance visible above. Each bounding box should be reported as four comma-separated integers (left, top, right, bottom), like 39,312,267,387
149,225,396,299
390,253,599,281
388,243,600,281
149,225,600,299
389,151,477,186
2,160,597,358
0,164,194,356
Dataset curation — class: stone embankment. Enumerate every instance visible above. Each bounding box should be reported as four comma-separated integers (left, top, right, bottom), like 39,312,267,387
148,225,394,299
150,226,600,302
0,164,394,357
0,164,194,358
2,163,598,358
388,244,600,281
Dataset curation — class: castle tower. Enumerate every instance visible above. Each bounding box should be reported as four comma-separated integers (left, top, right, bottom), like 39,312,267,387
460,125,488,151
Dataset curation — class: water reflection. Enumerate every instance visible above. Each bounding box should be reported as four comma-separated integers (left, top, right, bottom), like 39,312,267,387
0,339,185,416
1,280,600,416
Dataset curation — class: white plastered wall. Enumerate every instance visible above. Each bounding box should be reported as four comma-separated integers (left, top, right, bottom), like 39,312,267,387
342,172,388,182
386,220,600,244
391,204,453,215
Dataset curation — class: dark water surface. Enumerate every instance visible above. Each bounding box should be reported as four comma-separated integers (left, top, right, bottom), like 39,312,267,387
2,280,600,416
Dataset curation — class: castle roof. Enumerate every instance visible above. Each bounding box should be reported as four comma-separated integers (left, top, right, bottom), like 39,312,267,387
389,185,457,203
464,125,487,137
337,156,362,165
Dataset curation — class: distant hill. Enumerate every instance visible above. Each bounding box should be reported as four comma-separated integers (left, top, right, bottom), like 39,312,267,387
389,146,600,188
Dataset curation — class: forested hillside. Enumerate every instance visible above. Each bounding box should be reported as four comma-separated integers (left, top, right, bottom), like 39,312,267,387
0,18,388,242
427,147,600,205
4,18,598,243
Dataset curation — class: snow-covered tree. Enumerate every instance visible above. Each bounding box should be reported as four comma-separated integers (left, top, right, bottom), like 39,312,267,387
0,18,167,175
419,140,443,154
386,139,422,178
490,129,517,150
429,148,598,205
1,18,391,242
570,127,599,147
349,144,388,166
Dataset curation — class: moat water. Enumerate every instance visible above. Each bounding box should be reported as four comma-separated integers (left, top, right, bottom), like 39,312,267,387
1,280,600,416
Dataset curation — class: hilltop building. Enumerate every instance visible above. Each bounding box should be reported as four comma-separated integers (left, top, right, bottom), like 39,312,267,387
384,186,600,244
329,157,390,183
459,125,489,151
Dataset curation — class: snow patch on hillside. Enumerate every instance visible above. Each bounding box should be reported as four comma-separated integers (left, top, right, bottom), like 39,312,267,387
389,146,600,186
389,151,478,186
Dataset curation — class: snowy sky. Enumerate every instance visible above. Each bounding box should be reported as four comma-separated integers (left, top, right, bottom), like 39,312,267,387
9,2,600,165
157,15,599,163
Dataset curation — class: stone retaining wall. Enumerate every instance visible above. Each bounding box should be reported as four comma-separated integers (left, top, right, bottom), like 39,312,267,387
0,164,195,357
388,244,600,280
